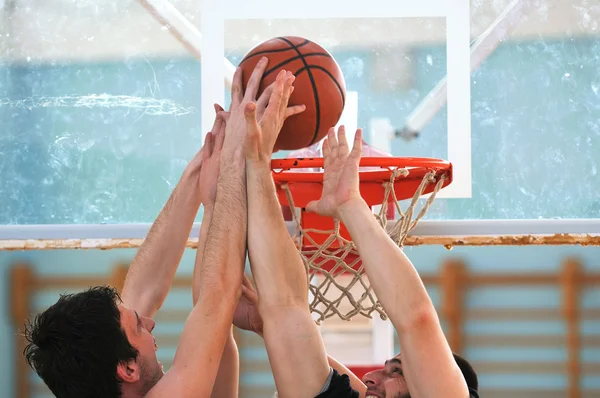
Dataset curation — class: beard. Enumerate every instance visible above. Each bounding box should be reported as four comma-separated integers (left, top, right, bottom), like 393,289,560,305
138,356,164,395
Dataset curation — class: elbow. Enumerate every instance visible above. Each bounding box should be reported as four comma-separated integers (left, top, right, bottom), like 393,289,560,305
136,290,167,316
395,306,440,335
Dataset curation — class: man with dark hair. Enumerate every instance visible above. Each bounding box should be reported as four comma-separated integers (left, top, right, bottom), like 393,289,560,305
24,286,142,397
23,100,239,398
22,58,304,398
360,352,479,398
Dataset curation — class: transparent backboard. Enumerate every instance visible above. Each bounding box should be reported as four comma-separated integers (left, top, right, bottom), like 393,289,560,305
0,0,598,227
1,2,600,397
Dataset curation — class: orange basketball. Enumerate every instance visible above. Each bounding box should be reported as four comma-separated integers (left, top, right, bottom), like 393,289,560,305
238,36,346,151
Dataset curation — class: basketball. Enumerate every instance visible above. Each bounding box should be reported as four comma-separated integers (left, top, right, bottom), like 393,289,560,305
238,36,346,151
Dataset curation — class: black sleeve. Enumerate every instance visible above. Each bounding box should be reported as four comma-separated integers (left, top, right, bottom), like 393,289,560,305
315,369,360,398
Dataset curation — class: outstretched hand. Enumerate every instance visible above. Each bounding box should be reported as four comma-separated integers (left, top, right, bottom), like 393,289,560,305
198,104,227,208
223,58,270,151
242,70,305,164
306,126,364,219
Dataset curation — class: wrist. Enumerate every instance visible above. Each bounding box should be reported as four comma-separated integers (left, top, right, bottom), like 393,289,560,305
176,172,202,205
246,159,272,174
221,146,246,168
337,197,369,222
246,161,273,185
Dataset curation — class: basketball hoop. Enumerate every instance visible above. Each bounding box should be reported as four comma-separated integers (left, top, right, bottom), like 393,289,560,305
272,157,452,322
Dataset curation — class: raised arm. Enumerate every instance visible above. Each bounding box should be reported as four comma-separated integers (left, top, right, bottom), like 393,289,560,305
120,110,225,318
191,109,241,398
242,69,350,398
306,127,469,398
233,279,367,398
147,64,265,398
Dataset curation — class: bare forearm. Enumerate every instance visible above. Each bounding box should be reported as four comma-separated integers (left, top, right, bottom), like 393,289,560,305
198,155,246,299
210,330,239,398
195,208,240,398
193,207,213,304
246,164,308,306
179,154,245,397
338,199,435,331
246,163,329,398
160,292,238,398
122,173,201,317
339,200,467,397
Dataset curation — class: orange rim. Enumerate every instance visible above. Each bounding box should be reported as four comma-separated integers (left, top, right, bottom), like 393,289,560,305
271,157,453,207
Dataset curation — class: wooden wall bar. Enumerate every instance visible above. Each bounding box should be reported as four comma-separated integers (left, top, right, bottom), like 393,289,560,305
9,258,600,398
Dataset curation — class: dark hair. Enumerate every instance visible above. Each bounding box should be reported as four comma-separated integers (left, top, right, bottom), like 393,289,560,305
23,286,139,398
453,353,478,391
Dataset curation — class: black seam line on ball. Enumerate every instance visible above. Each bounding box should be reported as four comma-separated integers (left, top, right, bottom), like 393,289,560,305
277,36,321,146
239,39,310,64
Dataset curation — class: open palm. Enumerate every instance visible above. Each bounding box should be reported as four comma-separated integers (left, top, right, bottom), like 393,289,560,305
306,126,364,219
242,70,305,164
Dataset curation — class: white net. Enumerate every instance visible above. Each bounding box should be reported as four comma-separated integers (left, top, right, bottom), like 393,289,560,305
282,167,449,322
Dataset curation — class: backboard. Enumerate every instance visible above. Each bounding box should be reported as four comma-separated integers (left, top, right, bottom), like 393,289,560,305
201,0,600,228
201,0,471,199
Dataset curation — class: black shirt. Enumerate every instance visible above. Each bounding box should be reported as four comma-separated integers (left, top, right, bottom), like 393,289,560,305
315,369,359,398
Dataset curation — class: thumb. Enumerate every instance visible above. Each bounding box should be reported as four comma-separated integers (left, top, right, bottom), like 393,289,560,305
244,102,260,135
305,200,319,214
202,132,214,161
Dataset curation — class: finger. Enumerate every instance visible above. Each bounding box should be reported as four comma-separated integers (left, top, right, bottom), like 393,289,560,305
284,104,306,119
328,126,340,161
203,132,214,159
306,200,319,214
243,102,261,153
244,102,259,131
214,112,227,151
242,274,253,289
231,67,243,106
240,285,251,299
264,70,287,118
279,71,296,115
256,82,275,111
322,128,334,168
337,125,349,157
209,103,223,132
211,111,224,136
213,109,225,129
241,277,258,300
245,57,269,101
349,128,363,159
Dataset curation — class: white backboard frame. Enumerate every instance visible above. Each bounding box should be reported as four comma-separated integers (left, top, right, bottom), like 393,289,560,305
199,0,471,199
